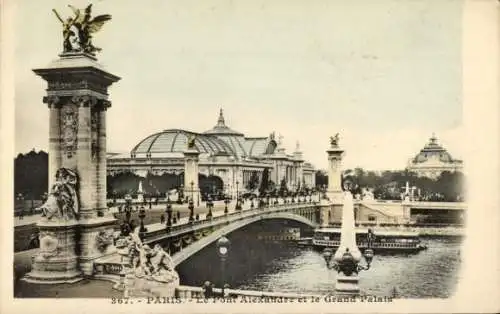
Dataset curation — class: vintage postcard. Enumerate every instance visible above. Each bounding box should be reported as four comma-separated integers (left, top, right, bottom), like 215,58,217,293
2,0,499,313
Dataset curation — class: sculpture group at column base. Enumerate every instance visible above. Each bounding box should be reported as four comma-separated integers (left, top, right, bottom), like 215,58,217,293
335,275,360,296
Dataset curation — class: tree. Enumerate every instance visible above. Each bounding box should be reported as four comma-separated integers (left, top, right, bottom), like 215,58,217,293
279,178,288,196
14,149,48,200
258,168,270,196
246,171,259,191
315,170,328,188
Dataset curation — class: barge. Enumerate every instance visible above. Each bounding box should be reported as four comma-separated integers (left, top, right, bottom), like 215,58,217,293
312,227,427,253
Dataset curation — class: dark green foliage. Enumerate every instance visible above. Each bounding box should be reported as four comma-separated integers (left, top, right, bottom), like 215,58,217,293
14,150,48,199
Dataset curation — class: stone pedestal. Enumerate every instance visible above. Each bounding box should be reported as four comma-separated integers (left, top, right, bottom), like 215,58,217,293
326,146,345,204
78,218,118,276
137,193,144,203
23,221,81,283
335,275,360,296
183,149,201,203
24,52,120,283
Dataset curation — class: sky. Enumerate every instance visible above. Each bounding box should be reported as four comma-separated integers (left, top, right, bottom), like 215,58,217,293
13,0,464,170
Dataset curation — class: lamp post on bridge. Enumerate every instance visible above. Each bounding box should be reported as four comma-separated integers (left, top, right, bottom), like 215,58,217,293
190,181,194,204
216,235,231,298
236,180,239,201
206,196,213,219
165,196,172,231
235,181,242,211
188,198,195,223
138,207,147,239
124,194,132,227
322,228,375,293
321,136,375,296
179,184,184,204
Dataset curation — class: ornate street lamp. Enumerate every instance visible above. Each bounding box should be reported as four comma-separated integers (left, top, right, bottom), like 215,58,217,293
322,246,374,274
188,198,194,223
235,180,239,201
216,235,231,298
138,207,148,237
166,196,172,231
322,229,375,294
190,181,194,204
178,184,184,204
235,181,242,211
206,197,213,219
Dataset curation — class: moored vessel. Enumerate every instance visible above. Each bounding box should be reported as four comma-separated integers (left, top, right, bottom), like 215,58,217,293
312,227,427,253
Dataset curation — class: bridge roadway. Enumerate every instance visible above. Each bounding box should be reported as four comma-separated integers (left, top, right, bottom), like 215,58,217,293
142,200,320,266
94,197,466,270
94,198,320,278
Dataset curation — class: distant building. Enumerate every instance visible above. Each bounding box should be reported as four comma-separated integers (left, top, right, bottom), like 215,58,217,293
107,109,315,197
406,134,463,179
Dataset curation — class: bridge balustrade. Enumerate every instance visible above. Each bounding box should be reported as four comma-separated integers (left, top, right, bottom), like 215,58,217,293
144,202,319,244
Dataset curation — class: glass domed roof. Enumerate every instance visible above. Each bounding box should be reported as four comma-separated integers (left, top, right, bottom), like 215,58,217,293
131,129,236,157
203,109,244,136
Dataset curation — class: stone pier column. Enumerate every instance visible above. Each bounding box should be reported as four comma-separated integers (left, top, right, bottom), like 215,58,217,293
24,53,120,283
75,96,94,219
183,148,201,203
326,141,345,213
48,99,62,189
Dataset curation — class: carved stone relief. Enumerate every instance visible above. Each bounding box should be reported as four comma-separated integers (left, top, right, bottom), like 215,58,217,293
39,231,60,259
91,108,100,160
61,104,78,159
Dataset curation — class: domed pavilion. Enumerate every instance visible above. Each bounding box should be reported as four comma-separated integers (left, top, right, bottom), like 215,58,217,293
107,109,316,198
406,134,463,179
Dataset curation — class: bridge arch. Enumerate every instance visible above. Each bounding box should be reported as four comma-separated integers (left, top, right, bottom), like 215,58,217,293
172,212,318,267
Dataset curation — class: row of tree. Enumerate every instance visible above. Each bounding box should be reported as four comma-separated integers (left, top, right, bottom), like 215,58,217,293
13,149,465,203
314,168,465,202
14,150,48,200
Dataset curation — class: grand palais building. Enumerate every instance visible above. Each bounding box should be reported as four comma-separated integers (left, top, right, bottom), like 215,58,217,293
106,110,316,197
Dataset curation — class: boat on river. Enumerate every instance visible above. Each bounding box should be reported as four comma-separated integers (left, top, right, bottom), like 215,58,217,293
312,227,427,253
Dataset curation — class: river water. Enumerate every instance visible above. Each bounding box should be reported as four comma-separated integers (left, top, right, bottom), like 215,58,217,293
176,225,462,299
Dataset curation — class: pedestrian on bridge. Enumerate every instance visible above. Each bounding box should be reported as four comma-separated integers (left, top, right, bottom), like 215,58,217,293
176,211,180,220
160,214,165,224
202,281,214,298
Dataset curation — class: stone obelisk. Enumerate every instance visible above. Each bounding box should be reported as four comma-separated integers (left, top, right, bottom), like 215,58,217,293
24,7,120,283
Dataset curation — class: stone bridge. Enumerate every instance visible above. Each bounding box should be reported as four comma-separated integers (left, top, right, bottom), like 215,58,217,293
143,202,320,266
94,200,321,280
92,198,466,281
